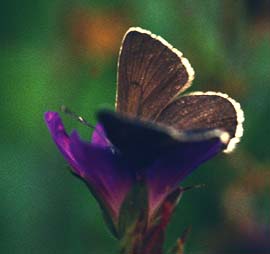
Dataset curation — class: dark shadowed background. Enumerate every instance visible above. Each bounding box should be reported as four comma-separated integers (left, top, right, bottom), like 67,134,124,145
1,0,269,253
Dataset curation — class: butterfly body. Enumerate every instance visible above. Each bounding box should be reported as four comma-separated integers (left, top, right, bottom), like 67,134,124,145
97,110,229,169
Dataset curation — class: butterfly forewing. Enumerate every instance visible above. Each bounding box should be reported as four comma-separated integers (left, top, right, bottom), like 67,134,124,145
116,28,194,121
156,92,244,152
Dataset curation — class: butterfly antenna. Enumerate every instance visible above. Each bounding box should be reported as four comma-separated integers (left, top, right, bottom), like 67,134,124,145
60,105,112,147
61,105,96,129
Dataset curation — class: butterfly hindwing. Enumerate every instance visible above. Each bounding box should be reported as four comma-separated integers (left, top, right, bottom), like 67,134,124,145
156,92,244,152
116,27,194,121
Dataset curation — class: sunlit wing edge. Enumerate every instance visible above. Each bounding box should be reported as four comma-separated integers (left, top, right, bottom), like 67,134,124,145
115,26,195,109
185,91,245,153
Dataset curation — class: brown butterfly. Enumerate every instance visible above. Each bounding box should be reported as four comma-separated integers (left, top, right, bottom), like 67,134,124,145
97,27,244,168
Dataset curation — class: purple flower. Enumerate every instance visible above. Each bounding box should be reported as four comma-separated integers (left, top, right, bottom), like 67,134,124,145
45,110,229,222
44,27,244,247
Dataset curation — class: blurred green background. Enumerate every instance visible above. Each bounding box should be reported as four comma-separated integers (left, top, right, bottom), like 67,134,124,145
1,0,269,253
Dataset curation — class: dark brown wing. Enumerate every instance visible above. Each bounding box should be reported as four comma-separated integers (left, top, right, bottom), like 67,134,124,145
116,27,194,121
97,109,229,168
156,92,244,152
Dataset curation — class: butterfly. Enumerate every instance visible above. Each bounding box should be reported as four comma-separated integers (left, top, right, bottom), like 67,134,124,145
96,27,244,168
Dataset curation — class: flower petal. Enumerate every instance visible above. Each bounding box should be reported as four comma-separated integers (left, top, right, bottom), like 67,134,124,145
45,112,133,220
147,130,228,216
44,111,78,169
70,131,133,219
91,123,111,148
